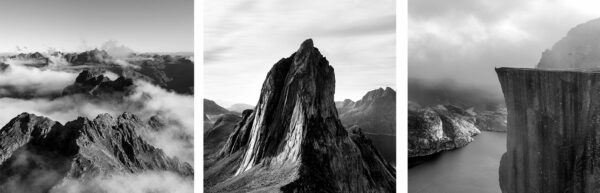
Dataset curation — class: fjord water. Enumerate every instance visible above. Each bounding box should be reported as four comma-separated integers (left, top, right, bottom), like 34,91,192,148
408,131,506,193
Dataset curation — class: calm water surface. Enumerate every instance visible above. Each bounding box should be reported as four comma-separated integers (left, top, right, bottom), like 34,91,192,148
408,131,506,193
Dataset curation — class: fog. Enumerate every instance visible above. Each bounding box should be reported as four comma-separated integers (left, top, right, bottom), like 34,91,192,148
409,0,600,98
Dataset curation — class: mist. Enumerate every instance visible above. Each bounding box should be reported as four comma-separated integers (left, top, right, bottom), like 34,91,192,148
0,79,194,165
51,171,192,193
409,0,600,99
0,61,77,97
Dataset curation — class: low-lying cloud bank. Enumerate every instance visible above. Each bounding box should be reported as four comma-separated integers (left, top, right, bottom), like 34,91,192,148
0,61,77,97
0,80,194,165
51,171,192,193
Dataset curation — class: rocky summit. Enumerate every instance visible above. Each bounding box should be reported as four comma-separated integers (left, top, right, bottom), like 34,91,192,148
62,70,134,96
0,112,192,193
204,39,395,192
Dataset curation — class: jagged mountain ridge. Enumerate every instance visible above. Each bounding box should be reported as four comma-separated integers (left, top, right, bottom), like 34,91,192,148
205,39,395,192
0,112,192,193
337,87,396,135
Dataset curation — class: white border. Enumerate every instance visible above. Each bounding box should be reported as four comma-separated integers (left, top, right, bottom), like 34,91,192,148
398,0,408,192
194,0,204,191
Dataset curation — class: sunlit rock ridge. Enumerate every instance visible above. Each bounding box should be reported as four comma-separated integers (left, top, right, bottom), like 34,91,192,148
204,39,395,192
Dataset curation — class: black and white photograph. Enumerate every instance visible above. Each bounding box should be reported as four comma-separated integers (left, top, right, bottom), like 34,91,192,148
0,0,194,192
203,0,396,192
408,0,600,193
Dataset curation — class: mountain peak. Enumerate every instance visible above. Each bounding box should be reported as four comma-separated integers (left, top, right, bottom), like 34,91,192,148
206,39,395,192
293,38,321,65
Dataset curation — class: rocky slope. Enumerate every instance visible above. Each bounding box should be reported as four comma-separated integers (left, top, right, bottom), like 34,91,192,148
204,112,242,155
474,107,507,132
408,104,481,157
0,112,192,192
537,17,600,69
205,39,395,192
204,99,230,116
337,87,396,135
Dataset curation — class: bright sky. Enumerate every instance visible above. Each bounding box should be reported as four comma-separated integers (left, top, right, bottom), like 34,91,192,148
0,0,193,53
204,0,396,105
409,0,600,95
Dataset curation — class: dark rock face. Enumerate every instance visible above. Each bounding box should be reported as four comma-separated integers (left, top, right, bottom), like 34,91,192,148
0,113,192,192
62,70,134,96
496,67,600,193
205,39,395,192
0,63,8,71
337,87,396,135
408,105,480,157
537,18,600,69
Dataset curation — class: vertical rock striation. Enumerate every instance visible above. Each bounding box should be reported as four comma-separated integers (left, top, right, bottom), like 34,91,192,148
497,67,600,193
205,39,395,192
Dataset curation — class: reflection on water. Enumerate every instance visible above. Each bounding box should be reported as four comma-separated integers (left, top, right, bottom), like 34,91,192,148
409,131,506,193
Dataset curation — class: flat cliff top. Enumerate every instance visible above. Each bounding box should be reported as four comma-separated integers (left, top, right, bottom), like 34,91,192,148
496,67,600,73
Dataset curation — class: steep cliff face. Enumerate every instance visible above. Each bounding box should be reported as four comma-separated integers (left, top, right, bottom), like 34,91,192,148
496,67,600,193
205,39,395,192
408,105,481,157
0,113,192,192
337,87,396,135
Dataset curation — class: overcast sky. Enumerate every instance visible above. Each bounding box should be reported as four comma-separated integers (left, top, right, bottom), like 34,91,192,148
0,0,193,53
204,0,396,106
409,0,600,96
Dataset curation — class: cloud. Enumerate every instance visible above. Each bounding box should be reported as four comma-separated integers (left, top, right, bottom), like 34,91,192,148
205,0,396,103
408,0,600,96
50,171,192,193
101,40,135,58
0,63,77,97
0,80,194,165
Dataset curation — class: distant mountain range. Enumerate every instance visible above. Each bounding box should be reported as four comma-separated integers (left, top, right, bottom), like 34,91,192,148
0,49,194,95
337,87,396,136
